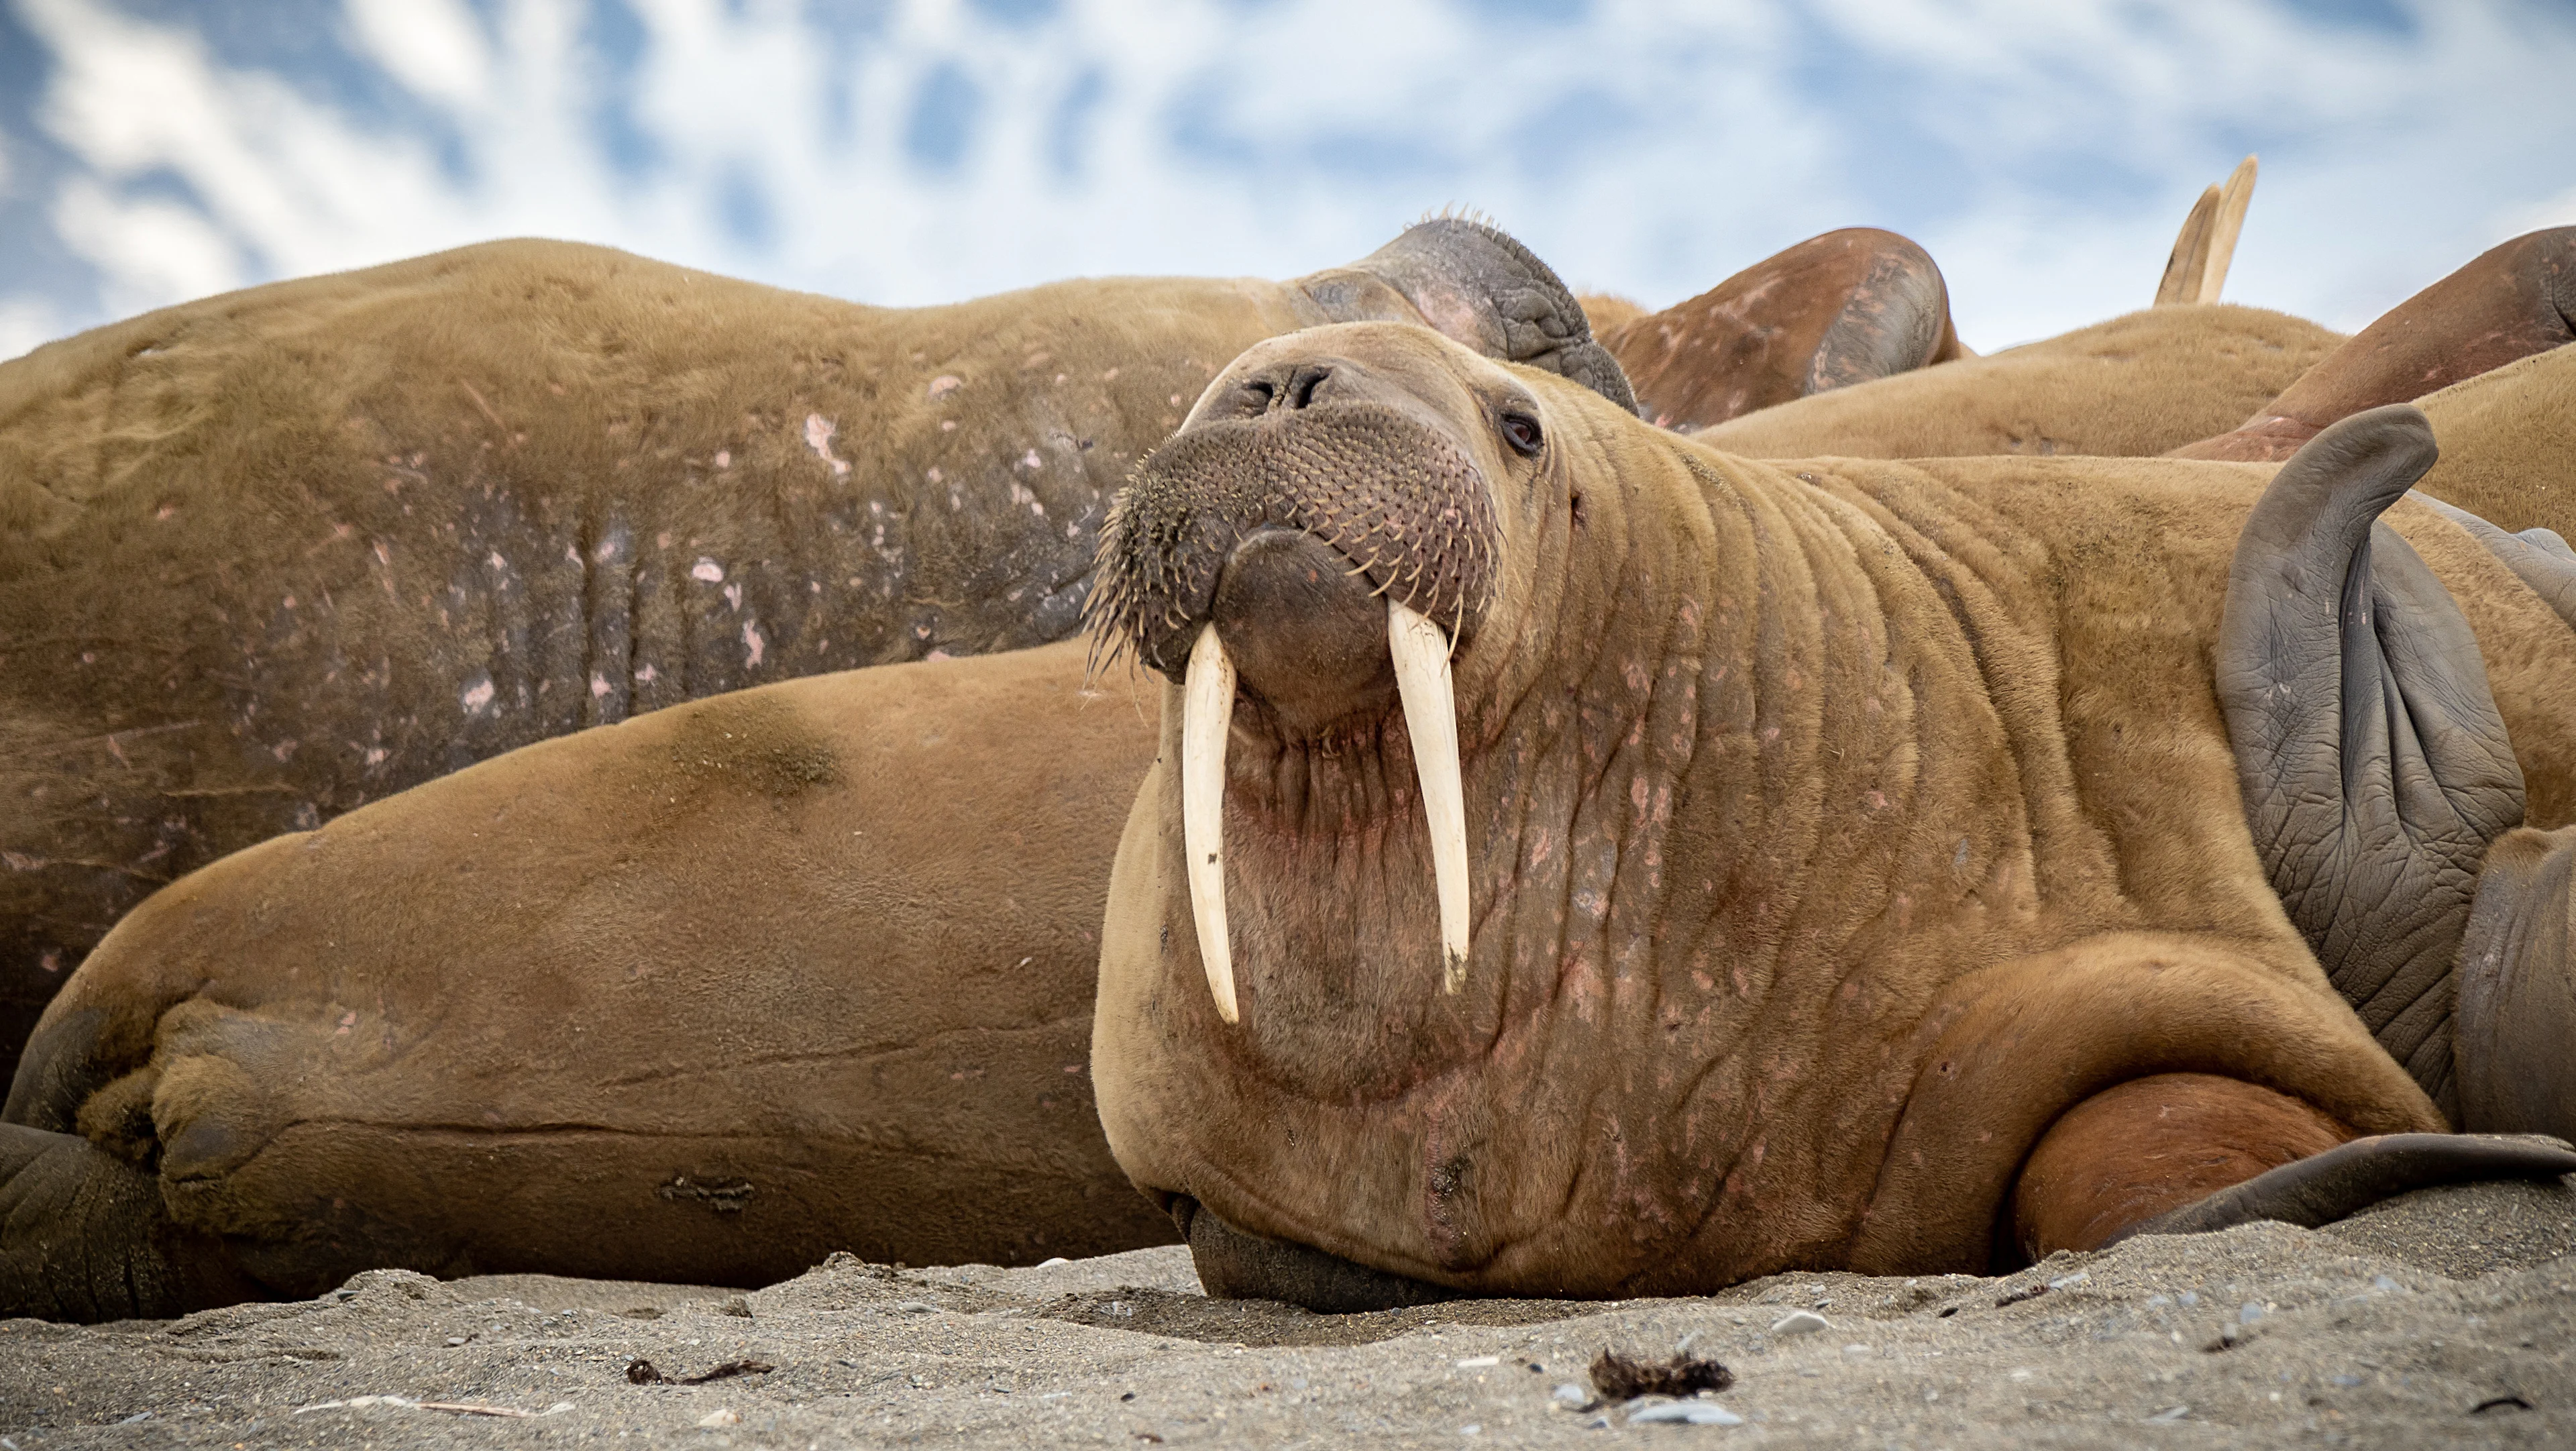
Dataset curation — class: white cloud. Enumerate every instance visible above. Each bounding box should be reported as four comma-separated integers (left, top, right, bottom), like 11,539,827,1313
50,176,245,317
5,0,2573,355
343,0,494,109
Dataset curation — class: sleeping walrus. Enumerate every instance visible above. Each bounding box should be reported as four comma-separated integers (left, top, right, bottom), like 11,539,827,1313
0,217,1635,1081
1082,322,2576,1307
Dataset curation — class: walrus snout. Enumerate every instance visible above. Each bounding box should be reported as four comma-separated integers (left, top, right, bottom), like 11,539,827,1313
1085,396,1499,678
1087,361,1507,1023
1208,528,1398,738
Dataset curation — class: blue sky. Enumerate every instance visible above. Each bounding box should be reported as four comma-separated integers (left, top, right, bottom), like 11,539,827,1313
3,0,2573,362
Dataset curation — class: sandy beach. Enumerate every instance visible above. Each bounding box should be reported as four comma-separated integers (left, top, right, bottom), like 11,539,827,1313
2,1177,2568,1448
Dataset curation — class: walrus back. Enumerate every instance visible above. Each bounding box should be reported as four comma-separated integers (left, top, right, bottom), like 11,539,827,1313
1692,305,2342,461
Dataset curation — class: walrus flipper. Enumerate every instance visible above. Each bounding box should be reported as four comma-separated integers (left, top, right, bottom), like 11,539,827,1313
0,1122,266,1322
1302,217,1640,415
2217,404,2526,1114
2409,492,2576,634
2102,1132,2576,1246
2453,826,2576,1136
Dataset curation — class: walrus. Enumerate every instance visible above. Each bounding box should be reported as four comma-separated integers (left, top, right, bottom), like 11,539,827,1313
0,641,1169,1322
11,270,2570,1323
0,217,1632,1082
1694,227,2576,469
1081,322,2576,1308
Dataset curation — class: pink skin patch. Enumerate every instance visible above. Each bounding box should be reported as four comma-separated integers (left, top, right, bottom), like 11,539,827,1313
743,621,766,668
804,413,853,477
928,375,962,400
691,559,724,583
461,679,496,714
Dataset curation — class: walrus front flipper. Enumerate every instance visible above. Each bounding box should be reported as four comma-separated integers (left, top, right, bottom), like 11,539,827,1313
0,1122,267,1322
1600,227,1964,430
1298,218,1639,414
2218,405,2526,1112
2176,227,2576,462
2101,1132,2576,1247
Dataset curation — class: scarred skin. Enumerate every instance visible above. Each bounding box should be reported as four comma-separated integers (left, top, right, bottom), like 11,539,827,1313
0,222,1625,1083
1087,325,2576,1298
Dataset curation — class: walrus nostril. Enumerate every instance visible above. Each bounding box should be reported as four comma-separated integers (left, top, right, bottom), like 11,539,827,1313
1287,364,1331,410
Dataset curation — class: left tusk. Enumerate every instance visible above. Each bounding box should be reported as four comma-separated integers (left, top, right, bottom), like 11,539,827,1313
1182,623,1241,1024
1388,598,1470,990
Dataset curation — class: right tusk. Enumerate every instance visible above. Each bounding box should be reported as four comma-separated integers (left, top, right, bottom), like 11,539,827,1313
1388,598,1471,990
1182,623,1241,1024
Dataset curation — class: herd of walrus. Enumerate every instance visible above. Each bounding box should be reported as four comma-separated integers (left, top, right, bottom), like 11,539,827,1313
3,162,2575,1324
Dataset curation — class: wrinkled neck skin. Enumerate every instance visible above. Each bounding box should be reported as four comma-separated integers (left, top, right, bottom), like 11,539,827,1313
1095,394,2052,1297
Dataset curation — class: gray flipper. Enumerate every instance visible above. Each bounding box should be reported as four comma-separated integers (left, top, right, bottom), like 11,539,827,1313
2217,404,2527,1116
0,1121,267,1322
2453,825,2576,1136
2408,492,2576,633
2102,1132,2576,1246
1300,218,1640,415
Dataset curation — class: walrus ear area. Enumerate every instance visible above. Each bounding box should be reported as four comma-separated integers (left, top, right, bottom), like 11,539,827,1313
1321,217,1642,417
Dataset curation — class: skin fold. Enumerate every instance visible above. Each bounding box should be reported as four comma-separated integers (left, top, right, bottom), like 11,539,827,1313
1087,325,2576,1302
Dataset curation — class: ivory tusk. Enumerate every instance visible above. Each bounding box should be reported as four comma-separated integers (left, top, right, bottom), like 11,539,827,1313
1388,598,1471,990
1182,623,1241,1024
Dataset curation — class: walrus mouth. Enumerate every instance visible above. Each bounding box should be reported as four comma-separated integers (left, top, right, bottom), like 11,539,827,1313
1085,402,1499,1023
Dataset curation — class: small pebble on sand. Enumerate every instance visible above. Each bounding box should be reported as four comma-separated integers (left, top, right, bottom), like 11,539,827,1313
1770,1310,1830,1336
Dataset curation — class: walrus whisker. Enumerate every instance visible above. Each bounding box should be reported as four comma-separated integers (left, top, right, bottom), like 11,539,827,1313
1389,599,1471,988
1182,623,1242,1024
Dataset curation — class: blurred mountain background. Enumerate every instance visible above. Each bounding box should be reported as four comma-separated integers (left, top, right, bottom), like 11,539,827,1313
3,0,2571,361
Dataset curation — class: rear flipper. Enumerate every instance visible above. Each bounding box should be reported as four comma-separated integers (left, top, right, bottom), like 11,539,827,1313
2176,227,2576,462
1599,227,1966,430
2216,404,2527,1115
0,1121,266,1322
2102,1132,2576,1246
2010,1073,2576,1258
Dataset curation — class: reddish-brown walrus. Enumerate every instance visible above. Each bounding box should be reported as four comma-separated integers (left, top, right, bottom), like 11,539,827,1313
0,218,1632,1082
9,271,2571,1323
1083,323,2576,1309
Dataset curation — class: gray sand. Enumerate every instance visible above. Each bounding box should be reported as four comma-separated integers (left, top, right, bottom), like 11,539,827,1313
3,1180,2570,1448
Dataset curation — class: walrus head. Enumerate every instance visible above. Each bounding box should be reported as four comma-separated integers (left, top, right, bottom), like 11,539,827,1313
1087,321,1705,1302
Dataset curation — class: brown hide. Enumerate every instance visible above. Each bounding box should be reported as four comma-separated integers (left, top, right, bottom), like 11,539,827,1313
1092,326,2576,1297
1690,305,2343,461
9,641,1167,1294
2408,343,2576,539
0,239,1368,1080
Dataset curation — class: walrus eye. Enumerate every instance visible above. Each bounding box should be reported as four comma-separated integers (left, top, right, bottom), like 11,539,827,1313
1500,411,1544,458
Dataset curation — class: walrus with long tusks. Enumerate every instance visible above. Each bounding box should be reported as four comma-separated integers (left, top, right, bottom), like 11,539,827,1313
9,251,2575,1322
1083,321,2576,1310
0,217,1632,1083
